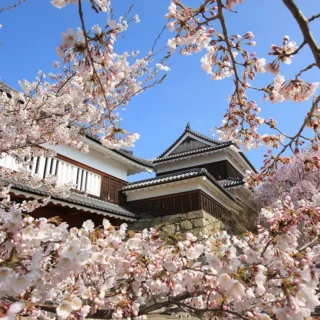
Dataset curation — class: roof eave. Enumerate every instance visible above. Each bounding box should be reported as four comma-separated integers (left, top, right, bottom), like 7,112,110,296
83,136,154,173
153,144,232,165
123,170,235,201
239,151,258,173
10,187,137,221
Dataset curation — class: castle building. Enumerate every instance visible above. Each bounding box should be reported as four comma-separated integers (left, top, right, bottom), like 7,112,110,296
1,121,257,234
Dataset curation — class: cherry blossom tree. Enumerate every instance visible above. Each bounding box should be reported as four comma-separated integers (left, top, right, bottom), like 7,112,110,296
0,0,168,204
0,195,320,319
0,0,320,319
165,0,320,187
252,148,320,210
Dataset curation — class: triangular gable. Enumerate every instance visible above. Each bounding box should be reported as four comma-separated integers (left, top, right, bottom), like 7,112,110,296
160,130,219,158
170,137,209,155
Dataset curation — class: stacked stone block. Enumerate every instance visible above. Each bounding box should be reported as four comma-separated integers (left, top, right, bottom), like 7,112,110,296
131,210,224,236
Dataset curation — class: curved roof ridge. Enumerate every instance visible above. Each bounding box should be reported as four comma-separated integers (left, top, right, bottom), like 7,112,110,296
153,143,232,163
122,167,235,201
157,124,226,159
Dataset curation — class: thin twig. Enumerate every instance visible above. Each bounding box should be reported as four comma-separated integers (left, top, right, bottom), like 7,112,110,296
295,63,317,79
309,13,320,23
265,95,320,172
0,0,26,13
152,25,167,53
284,41,306,57
78,0,112,120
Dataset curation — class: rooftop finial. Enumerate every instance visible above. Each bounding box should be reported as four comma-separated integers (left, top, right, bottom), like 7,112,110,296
186,121,191,130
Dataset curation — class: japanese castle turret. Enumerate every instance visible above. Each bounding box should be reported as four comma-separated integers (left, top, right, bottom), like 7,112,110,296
123,123,257,235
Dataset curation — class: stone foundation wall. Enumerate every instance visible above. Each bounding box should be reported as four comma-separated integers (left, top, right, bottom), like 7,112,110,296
131,210,225,236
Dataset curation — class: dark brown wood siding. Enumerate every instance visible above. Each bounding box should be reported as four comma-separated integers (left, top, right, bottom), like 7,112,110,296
199,191,229,224
125,190,230,223
126,191,200,217
100,175,127,204
156,160,243,180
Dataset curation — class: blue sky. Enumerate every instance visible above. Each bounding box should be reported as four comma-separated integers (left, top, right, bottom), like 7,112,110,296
0,0,319,181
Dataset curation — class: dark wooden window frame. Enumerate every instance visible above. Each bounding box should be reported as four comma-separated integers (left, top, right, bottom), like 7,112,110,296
156,160,243,180
125,189,230,223
56,154,127,204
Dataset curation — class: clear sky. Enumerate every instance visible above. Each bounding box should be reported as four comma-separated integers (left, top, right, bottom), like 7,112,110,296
0,0,319,181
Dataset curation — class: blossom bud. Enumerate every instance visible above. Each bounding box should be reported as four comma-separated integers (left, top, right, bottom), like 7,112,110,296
244,31,254,39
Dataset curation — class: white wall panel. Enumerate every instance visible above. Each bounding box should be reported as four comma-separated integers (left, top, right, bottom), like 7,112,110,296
43,144,128,181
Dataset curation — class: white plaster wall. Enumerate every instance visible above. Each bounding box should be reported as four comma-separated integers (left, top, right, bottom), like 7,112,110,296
226,154,246,176
229,188,252,206
125,180,203,201
156,152,227,174
43,144,128,181
156,149,251,177
199,182,240,212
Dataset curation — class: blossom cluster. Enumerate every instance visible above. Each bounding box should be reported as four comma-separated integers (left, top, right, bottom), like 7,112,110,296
251,148,320,209
0,194,319,319
52,0,110,12
0,0,169,204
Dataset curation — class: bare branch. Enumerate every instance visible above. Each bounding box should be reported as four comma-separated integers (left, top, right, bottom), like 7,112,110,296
309,13,320,23
152,25,167,53
0,0,26,13
295,63,317,79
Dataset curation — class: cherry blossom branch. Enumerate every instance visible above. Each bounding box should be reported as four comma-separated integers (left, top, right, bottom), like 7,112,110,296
77,0,111,113
260,235,276,258
283,41,306,57
298,236,318,252
216,0,242,102
282,0,320,68
26,291,196,319
175,301,253,320
261,95,320,176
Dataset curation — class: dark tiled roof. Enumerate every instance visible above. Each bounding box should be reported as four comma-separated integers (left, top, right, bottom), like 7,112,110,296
157,123,226,159
122,168,235,200
153,143,232,164
2,178,137,219
218,178,245,188
155,124,257,173
83,129,153,169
